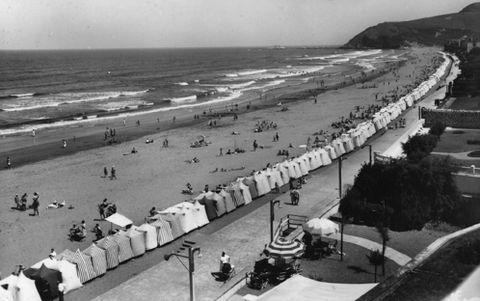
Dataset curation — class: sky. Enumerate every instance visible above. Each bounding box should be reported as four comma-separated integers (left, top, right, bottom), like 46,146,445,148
0,0,476,49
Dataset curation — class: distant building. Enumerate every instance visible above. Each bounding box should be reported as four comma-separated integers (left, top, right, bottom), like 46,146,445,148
445,35,480,53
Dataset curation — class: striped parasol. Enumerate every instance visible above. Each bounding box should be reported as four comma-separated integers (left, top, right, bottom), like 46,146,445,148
265,237,304,259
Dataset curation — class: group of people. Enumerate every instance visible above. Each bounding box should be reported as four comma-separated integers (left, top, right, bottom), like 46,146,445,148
13,192,40,215
98,198,117,219
103,166,117,179
254,120,278,133
68,220,87,241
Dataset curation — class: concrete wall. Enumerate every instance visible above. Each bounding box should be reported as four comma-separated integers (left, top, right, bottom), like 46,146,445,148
423,108,480,129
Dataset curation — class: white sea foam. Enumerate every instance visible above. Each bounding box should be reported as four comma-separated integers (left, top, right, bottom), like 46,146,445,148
175,82,189,86
240,80,286,92
0,91,244,136
0,90,149,112
168,95,198,103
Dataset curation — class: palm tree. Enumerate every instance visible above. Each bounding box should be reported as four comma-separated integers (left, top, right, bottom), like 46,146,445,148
375,223,390,276
367,249,384,282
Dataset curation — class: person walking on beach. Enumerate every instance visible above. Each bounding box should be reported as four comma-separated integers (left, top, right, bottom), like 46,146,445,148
253,140,258,151
62,139,67,149
6,156,11,169
31,192,40,216
172,116,176,123
103,166,108,178
219,148,223,156
111,166,116,179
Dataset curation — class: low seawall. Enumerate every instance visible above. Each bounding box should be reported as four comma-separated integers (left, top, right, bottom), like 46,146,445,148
422,108,480,129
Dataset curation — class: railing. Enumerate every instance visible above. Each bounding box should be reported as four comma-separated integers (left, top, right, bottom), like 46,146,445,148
274,214,308,240
452,165,479,176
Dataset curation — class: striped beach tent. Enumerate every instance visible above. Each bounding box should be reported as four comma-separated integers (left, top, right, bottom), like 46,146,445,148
69,249,97,283
150,216,174,246
83,244,107,277
156,212,184,239
112,233,134,263
138,223,158,250
96,236,120,269
219,189,236,213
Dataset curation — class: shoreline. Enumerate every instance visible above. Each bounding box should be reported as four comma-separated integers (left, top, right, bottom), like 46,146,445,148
0,59,401,170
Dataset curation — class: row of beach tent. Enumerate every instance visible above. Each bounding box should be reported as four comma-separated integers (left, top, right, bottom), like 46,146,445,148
0,53,453,301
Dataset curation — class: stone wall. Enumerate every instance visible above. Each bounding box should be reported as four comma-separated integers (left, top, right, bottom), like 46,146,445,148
423,108,480,129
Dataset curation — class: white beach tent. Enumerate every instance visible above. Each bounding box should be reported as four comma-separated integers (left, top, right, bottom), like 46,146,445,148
253,275,377,301
137,223,158,250
0,272,42,301
253,171,271,196
318,148,332,165
123,227,146,257
191,199,210,228
324,145,337,160
275,162,291,184
175,203,198,233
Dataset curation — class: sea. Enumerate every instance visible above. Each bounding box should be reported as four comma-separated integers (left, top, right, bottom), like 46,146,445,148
0,47,401,135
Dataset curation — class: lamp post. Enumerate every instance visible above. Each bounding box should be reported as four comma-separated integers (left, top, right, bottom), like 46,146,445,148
368,145,373,165
338,155,343,199
164,241,201,301
270,199,281,242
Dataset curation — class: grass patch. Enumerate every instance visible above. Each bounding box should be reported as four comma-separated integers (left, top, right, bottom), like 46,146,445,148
467,151,480,158
434,129,480,153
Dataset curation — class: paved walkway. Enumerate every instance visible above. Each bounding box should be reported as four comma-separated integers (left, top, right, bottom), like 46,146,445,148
92,57,457,301
330,233,412,266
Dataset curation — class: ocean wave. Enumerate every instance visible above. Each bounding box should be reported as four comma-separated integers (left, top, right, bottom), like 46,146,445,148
0,91,243,136
225,69,267,77
175,82,189,86
241,80,286,92
228,81,256,90
0,89,150,112
168,95,198,103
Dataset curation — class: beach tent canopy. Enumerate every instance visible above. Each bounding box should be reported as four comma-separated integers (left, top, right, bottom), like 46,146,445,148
24,264,62,301
255,275,377,301
106,213,133,228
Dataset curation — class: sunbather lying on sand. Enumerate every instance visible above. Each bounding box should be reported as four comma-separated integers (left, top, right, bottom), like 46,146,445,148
47,200,65,209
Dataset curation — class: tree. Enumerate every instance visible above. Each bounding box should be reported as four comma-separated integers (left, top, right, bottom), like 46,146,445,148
366,249,385,282
375,222,390,276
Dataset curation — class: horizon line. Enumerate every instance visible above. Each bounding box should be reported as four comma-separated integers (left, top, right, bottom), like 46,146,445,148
0,44,345,52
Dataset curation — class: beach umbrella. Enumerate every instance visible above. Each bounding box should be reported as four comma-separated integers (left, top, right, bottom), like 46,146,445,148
302,218,339,236
264,237,304,259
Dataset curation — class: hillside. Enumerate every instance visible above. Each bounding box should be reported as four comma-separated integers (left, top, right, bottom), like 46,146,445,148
344,3,480,49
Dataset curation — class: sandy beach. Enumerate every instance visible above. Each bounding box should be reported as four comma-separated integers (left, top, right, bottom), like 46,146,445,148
0,46,440,292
